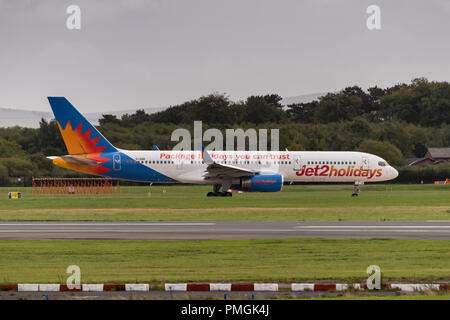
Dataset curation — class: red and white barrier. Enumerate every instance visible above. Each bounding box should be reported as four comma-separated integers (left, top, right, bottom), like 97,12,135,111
254,283,278,291
1,282,448,292
82,284,104,292
125,284,149,291
39,284,60,292
291,283,314,291
165,283,187,291
209,283,231,291
18,284,39,292
390,284,440,292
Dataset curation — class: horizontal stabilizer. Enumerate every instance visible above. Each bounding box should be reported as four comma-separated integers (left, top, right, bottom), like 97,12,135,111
47,155,100,166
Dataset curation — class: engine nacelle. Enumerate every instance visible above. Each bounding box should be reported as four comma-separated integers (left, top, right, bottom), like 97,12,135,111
240,174,283,192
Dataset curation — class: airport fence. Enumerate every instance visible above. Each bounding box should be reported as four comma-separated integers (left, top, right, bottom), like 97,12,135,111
31,177,120,194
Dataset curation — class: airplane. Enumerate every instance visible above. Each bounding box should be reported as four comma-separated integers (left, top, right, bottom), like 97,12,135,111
47,97,399,197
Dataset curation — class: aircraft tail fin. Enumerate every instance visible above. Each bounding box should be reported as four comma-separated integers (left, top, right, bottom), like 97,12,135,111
47,97,117,155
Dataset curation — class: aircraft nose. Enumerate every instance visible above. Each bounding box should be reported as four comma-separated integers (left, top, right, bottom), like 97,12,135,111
391,167,399,179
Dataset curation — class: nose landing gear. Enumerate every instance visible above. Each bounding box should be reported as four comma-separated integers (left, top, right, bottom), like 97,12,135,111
352,182,362,196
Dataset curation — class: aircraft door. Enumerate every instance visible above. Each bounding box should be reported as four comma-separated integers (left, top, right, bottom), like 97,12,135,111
293,155,301,171
175,157,183,170
113,154,121,170
362,157,369,171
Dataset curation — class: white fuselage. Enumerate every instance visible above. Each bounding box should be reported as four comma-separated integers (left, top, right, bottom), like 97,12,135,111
120,150,398,184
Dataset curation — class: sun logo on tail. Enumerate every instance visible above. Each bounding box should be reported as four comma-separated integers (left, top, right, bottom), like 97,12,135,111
56,120,111,175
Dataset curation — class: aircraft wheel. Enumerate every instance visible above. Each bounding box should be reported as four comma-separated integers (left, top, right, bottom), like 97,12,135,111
207,192,215,197
225,192,232,197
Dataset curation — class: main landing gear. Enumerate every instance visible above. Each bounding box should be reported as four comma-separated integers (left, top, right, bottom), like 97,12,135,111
207,184,232,197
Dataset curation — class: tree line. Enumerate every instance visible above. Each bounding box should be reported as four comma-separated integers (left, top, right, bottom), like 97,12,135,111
0,78,449,185
100,77,449,127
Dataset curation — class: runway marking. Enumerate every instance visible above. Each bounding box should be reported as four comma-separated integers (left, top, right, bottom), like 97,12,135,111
0,223,216,226
0,229,298,233
294,229,449,233
295,226,450,229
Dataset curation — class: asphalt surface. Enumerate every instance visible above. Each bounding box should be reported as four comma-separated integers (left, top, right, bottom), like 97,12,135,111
0,221,449,240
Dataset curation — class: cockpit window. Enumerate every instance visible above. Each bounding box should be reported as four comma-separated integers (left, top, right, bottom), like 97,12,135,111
378,161,387,166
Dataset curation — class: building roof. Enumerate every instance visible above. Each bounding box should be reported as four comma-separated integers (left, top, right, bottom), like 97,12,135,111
404,158,421,165
406,158,435,166
427,147,450,158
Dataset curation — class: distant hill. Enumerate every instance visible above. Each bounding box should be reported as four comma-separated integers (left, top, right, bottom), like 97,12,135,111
0,93,324,128
0,106,167,128
280,93,327,106
0,108,54,128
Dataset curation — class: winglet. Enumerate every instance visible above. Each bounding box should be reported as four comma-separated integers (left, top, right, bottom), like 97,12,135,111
201,146,214,165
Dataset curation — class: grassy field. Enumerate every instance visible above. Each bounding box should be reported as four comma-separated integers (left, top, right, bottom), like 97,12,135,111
0,185,448,291
0,184,449,221
0,238,449,284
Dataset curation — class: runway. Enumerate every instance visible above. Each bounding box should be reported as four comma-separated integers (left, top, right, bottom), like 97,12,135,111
0,221,449,240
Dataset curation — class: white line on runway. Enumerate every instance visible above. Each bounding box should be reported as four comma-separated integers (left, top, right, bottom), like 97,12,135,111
294,229,449,233
0,223,216,226
295,226,450,229
0,229,298,233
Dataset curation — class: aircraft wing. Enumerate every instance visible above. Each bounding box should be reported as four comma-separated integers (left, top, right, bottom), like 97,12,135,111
47,155,101,166
201,147,256,179
203,162,256,179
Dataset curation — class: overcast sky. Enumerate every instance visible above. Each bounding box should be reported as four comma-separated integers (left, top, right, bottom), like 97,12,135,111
0,0,449,113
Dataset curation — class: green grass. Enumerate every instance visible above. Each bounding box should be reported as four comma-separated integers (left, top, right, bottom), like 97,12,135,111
0,184,449,221
0,238,449,284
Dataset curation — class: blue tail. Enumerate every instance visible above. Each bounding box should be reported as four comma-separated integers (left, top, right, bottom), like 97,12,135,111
47,97,117,154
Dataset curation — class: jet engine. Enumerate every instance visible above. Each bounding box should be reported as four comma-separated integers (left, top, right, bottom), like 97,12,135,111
239,174,283,192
